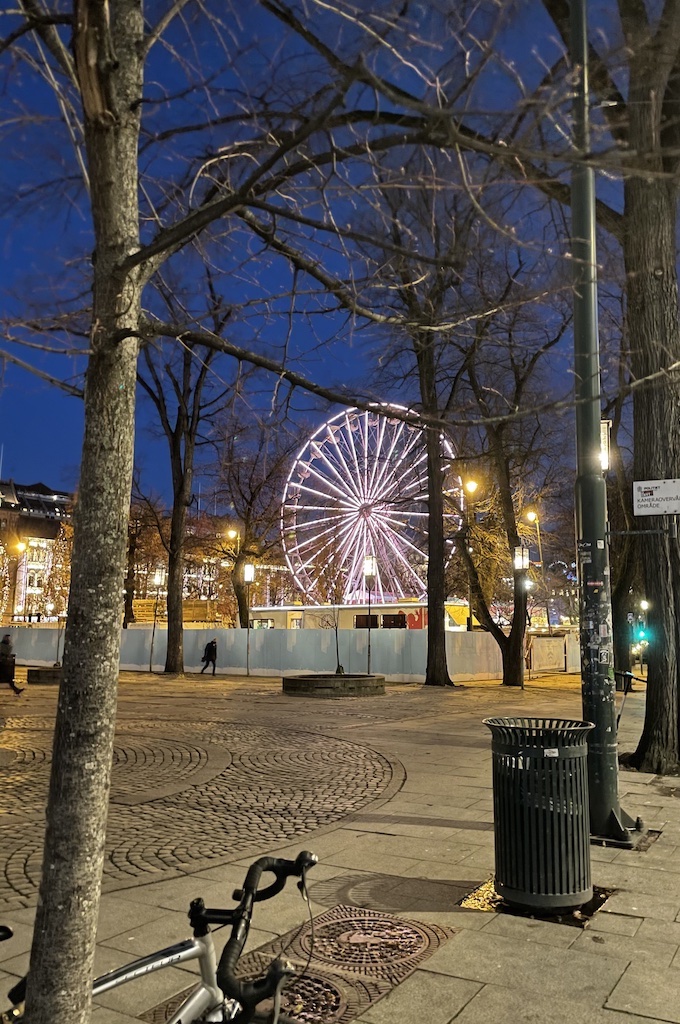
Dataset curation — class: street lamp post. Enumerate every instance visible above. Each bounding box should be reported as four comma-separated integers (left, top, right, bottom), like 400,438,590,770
514,545,530,688
227,528,240,556
244,563,254,676
464,480,478,631
571,0,635,844
149,570,163,672
363,555,377,675
526,512,552,635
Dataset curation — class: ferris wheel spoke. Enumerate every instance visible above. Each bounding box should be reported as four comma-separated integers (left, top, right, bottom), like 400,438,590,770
370,514,427,561
310,438,363,503
342,410,365,498
344,528,370,596
370,426,426,505
369,418,409,500
292,511,366,579
369,521,428,589
289,504,356,525
365,415,389,498
289,515,357,557
294,462,362,505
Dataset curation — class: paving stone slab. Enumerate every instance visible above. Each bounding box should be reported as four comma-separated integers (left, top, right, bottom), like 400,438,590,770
480,913,578,948
601,891,680,921
588,913,641,937
356,969,481,1024
450,981,660,1024
636,919,680,946
572,929,677,967
424,929,627,1003
607,962,680,1022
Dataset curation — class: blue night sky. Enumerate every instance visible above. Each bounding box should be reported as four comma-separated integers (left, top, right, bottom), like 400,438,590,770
0,1,622,504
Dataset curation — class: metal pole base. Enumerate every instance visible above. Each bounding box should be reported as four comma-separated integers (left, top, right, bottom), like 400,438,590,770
591,806,646,849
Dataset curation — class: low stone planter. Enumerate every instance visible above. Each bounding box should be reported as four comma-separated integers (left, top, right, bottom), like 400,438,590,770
26,667,62,685
283,673,385,697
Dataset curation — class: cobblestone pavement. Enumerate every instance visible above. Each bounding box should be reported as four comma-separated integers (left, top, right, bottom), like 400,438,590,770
0,677,398,909
8,672,680,1024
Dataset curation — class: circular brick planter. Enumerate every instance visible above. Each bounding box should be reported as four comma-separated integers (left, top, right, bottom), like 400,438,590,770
283,673,386,697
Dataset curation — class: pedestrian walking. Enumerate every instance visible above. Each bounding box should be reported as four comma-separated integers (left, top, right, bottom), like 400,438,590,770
0,634,23,695
201,638,217,676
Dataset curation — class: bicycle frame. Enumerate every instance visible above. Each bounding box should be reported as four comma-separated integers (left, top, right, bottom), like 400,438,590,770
92,931,229,1024
3,850,317,1024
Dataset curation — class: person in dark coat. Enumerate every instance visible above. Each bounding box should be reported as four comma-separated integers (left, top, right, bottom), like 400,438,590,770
201,638,217,676
0,634,22,694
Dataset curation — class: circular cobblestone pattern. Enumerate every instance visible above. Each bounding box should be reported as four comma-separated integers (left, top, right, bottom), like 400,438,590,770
0,719,392,908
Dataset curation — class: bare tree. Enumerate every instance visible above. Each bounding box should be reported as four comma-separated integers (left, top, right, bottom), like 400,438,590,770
137,280,234,672
211,405,302,629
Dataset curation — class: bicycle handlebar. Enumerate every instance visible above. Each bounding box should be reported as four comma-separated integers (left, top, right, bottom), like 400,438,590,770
216,850,317,1020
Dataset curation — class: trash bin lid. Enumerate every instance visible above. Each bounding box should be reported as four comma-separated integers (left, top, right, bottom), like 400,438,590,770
483,717,594,746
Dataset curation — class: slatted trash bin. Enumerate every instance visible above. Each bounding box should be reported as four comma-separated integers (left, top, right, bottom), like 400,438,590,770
483,717,594,911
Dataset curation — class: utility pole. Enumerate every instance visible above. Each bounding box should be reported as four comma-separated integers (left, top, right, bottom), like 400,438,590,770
571,0,637,845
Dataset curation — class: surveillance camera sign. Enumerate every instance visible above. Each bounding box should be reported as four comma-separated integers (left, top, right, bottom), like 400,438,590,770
633,479,680,516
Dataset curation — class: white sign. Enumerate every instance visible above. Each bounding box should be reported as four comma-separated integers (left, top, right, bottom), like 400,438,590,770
633,479,680,516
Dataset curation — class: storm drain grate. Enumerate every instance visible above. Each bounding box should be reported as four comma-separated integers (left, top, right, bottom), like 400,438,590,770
139,904,454,1023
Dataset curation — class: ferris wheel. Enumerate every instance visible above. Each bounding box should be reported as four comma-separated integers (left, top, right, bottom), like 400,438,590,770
281,408,459,605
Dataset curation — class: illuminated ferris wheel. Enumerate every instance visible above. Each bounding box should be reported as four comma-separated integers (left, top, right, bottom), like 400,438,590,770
281,408,459,604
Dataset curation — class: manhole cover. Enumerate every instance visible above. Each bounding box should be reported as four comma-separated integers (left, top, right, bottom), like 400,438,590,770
298,909,431,968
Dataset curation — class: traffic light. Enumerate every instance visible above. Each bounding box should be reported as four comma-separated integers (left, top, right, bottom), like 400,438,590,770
634,617,652,644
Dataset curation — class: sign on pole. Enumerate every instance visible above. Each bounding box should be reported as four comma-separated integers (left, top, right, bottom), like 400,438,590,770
633,479,680,516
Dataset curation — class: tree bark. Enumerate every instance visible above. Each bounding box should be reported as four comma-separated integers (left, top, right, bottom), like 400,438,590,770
24,3,144,1021
165,489,188,673
423,422,453,685
624,80,680,771
414,330,453,686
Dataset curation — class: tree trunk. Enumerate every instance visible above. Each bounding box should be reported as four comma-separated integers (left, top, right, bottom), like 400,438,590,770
611,550,635,682
233,552,250,629
164,495,187,673
502,574,526,687
624,94,680,770
122,526,138,628
24,5,144,1020
423,424,453,685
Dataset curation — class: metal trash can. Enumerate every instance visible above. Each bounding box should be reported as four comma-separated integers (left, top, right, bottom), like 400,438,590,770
483,717,594,911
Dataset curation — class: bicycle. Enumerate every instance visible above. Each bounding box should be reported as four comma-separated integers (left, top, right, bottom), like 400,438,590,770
1,849,318,1024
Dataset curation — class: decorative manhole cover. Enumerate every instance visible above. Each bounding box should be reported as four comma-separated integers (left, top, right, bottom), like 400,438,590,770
298,908,431,968
290,905,451,981
278,972,346,1021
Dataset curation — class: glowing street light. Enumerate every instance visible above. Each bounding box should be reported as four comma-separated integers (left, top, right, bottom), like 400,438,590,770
244,563,255,676
464,480,478,631
526,511,552,635
227,528,240,556
514,546,530,571
149,570,163,672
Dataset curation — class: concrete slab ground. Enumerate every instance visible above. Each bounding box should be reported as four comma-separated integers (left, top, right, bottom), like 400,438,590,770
1,668,678,1023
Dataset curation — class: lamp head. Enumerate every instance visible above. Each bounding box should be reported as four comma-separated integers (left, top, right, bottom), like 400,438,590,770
363,554,377,580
